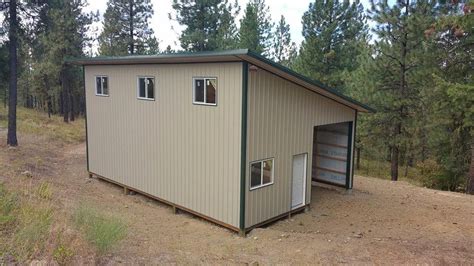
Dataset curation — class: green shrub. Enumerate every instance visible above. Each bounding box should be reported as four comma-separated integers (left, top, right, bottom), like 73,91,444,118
36,182,52,200
417,160,466,191
0,184,18,228
53,244,74,265
73,204,127,254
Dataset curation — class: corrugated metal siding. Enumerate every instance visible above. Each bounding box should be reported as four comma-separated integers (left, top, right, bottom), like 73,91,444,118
85,62,242,228
245,68,356,228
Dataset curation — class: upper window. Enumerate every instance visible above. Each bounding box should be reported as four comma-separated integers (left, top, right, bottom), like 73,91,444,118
137,77,155,100
95,76,109,96
250,158,274,190
193,77,217,105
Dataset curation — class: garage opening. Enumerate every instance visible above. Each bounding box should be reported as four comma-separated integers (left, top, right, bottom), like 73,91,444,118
312,122,353,189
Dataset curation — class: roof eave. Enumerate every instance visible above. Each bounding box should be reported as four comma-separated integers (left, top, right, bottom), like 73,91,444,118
66,49,249,66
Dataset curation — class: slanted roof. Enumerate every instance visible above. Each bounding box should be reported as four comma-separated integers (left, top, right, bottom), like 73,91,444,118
68,49,374,113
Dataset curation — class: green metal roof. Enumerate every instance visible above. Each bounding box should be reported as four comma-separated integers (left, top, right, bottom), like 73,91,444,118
68,49,374,113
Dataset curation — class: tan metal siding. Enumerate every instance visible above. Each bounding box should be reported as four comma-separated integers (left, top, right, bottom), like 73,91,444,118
245,68,356,227
85,63,242,228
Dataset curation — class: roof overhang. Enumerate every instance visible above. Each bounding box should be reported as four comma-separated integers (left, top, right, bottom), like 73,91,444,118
67,50,246,65
68,49,374,113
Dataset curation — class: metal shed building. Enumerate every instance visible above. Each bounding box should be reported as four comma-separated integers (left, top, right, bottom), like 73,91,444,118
72,49,373,235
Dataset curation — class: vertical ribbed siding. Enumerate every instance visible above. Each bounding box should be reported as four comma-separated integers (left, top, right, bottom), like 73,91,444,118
85,63,242,228
245,69,355,228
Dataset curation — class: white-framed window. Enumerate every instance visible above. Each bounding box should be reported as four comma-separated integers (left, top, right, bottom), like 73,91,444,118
95,76,109,96
250,158,274,190
193,77,217,106
137,76,155,100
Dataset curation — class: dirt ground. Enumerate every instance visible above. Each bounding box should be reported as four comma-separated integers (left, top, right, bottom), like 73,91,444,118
1,132,473,264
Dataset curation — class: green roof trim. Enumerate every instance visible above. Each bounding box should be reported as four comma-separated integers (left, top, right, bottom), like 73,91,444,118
66,49,250,63
68,49,374,113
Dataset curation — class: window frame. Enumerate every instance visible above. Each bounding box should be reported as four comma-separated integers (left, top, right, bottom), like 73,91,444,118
249,158,275,191
137,76,156,101
95,75,109,97
192,77,218,106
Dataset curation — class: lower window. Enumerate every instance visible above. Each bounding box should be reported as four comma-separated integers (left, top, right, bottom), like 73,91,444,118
250,158,274,190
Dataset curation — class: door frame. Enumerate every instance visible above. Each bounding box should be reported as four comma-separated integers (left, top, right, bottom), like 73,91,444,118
291,153,308,210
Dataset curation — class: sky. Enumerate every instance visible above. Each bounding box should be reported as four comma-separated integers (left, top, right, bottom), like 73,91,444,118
83,0,373,52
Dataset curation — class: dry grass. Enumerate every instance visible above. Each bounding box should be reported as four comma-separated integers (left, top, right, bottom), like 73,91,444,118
0,106,85,143
355,158,423,186
0,182,53,262
0,107,127,262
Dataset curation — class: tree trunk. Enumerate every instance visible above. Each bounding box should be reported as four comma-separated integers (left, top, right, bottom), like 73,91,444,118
61,69,70,123
467,144,474,195
70,93,75,121
129,0,134,54
7,0,18,146
3,84,6,108
47,96,52,119
391,145,399,181
356,147,361,170
390,1,409,182
404,160,409,177
42,75,51,118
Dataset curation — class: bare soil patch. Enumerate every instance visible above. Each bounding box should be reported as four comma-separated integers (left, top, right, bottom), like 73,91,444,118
1,131,473,264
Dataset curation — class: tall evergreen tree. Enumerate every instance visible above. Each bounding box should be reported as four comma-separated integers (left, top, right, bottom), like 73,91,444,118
295,0,367,90
32,0,93,122
368,0,435,181
0,43,8,108
215,1,240,50
423,2,473,191
271,15,297,67
98,0,158,56
343,42,382,171
238,0,272,56
172,0,239,51
6,0,19,146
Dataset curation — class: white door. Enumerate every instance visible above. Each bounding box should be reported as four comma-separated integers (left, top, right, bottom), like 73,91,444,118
292,154,307,209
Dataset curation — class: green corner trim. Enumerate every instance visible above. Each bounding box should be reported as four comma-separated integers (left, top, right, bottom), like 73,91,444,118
240,62,249,230
83,66,90,172
345,121,353,189
351,111,358,188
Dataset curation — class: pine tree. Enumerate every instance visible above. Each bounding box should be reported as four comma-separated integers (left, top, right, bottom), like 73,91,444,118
342,43,383,172
238,0,272,56
368,0,435,181
0,42,8,108
295,0,367,90
31,0,93,122
215,0,240,50
172,0,239,51
98,0,157,56
271,15,297,67
5,0,19,146
164,45,176,53
423,2,473,191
